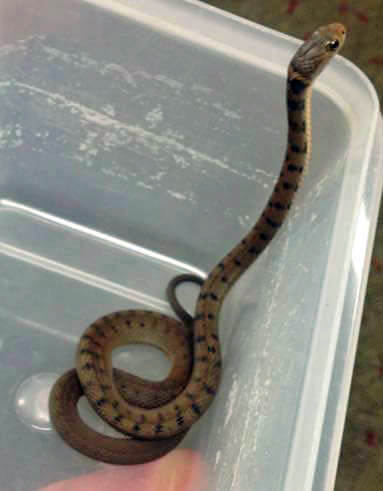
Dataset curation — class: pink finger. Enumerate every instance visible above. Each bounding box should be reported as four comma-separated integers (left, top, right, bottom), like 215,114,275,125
39,449,207,491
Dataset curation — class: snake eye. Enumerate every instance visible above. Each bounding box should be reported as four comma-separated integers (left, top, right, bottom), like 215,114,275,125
327,39,340,51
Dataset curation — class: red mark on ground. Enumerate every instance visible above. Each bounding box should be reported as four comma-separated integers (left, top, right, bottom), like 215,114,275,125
366,430,378,447
369,56,383,65
287,0,300,15
355,9,369,23
372,257,383,272
338,2,350,13
338,2,368,23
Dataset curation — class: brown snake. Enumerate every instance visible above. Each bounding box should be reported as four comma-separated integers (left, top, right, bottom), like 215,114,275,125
49,23,346,465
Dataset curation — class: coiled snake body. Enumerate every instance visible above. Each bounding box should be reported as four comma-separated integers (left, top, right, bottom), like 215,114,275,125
49,24,346,465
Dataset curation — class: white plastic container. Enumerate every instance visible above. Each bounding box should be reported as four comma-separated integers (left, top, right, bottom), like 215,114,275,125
0,1,381,489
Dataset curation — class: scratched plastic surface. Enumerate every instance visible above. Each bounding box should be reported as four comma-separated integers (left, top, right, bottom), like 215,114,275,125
0,1,382,490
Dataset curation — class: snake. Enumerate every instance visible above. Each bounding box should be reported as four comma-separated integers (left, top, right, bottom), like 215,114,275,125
49,23,346,465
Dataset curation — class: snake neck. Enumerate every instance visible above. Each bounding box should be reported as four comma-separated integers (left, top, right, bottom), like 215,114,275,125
194,67,313,320
184,67,314,420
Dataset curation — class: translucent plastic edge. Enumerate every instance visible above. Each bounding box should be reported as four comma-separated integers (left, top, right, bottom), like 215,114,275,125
314,115,383,491
283,97,381,491
0,200,207,280
81,1,380,102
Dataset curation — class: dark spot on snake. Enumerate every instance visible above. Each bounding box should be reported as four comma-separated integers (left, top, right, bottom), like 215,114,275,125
125,320,131,327
210,292,218,301
241,239,247,245
82,335,102,347
283,182,298,191
82,362,94,370
186,392,195,400
191,403,202,416
287,164,303,172
274,201,286,210
211,333,218,341
234,258,241,266
195,335,206,343
176,415,184,426
290,144,301,153
248,245,261,254
195,313,205,321
196,356,208,363
260,233,269,241
140,322,145,327
155,424,164,434
218,262,225,269
133,424,141,433
214,360,222,368
94,326,106,338
101,384,112,391
266,217,281,228
204,384,216,395
221,276,228,282
208,345,217,353
289,120,306,133
114,415,123,423
207,313,215,320
96,398,107,407
287,98,305,111
200,292,208,300
289,78,307,94
112,400,119,409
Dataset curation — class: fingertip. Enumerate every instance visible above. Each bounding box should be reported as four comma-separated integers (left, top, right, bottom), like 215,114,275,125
39,449,208,491
151,449,208,491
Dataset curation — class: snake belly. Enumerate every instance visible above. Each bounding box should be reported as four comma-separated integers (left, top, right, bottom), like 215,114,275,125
49,23,346,465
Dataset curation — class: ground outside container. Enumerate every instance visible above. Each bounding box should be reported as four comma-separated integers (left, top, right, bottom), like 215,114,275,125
0,0,382,490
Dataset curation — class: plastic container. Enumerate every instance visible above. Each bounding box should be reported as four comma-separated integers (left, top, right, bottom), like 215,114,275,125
0,1,381,489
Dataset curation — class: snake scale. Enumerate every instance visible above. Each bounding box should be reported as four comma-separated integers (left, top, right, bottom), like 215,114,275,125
49,23,346,465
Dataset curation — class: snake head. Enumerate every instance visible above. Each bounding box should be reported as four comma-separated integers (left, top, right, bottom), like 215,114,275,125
292,23,346,80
